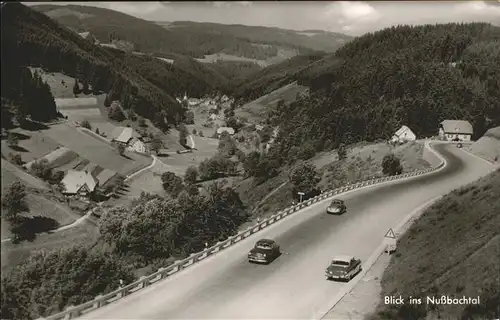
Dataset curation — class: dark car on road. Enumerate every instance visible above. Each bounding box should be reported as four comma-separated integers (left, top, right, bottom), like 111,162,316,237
248,239,281,264
325,255,362,281
326,199,347,214
452,137,463,148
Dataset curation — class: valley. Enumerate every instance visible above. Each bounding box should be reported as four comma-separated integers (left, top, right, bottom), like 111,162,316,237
1,2,500,320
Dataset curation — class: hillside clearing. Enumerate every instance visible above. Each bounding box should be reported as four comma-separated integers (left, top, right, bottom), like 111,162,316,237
236,81,309,123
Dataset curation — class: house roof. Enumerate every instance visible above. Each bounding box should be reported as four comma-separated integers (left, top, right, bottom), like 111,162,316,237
95,169,116,186
440,120,473,134
111,127,139,143
62,170,98,194
394,125,414,137
217,127,235,135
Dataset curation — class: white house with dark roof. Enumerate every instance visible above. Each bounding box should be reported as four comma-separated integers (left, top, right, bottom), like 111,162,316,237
61,170,98,197
111,127,146,152
127,137,146,153
439,120,473,141
391,125,416,143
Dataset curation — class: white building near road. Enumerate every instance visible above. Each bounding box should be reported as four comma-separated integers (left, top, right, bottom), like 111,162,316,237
439,120,473,141
391,125,416,143
127,138,146,153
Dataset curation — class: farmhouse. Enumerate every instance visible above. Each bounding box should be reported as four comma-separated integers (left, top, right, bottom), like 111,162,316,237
439,120,473,141
111,127,147,153
128,138,146,153
391,125,416,143
217,127,235,138
61,169,98,197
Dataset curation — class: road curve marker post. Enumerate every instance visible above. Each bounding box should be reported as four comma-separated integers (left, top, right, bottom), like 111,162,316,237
44,141,448,320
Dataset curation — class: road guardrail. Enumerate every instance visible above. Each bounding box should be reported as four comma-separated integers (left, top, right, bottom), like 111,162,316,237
39,142,445,320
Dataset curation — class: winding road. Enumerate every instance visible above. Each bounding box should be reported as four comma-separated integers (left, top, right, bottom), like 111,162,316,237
78,143,495,320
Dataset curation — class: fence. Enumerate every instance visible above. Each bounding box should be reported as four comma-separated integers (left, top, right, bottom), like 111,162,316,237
39,142,445,320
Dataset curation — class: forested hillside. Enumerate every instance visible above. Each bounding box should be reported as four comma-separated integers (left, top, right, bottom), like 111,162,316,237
31,5,351,61
257,23,500,166
1,3,185,127
1,3,238,128
230,52,329,103
106,48,231,98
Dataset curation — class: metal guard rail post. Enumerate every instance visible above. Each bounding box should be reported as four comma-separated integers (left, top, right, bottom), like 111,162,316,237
40,143,445,320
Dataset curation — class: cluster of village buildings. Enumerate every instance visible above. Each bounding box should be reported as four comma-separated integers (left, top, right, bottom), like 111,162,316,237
58,126,148,199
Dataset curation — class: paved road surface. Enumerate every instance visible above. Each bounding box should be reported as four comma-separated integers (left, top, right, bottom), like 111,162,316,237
79,143,495,320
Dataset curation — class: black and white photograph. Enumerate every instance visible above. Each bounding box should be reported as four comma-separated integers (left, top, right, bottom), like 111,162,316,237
1,1,499,319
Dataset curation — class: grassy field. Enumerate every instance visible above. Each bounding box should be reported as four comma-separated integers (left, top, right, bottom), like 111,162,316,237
317,140,430,190
1,128,61,164
157,136,219,176
31,67,91,99
235,81,309,123
40,122,151,176
369,169,500,320
1,160,49,192
1,222,100,274
0,193,78,239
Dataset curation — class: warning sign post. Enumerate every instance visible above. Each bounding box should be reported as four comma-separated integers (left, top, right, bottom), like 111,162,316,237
384,228,396,239
384,228,397,254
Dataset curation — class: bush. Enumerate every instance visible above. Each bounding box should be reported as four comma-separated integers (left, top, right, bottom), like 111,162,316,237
108,102,126,121
30,159,53,181
1,181,28,222
80,119,91,130
289,161,320,200
7,133,19,147
184,166,198,184
8,153,23,166
161,171,185,197
382,153,403,176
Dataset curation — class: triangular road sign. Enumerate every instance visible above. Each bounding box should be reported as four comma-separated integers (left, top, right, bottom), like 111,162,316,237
384,228,396,239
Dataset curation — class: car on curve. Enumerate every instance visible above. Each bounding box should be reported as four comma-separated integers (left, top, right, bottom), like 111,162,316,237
326,199,347,214
325,255,362,281
248,239,281,264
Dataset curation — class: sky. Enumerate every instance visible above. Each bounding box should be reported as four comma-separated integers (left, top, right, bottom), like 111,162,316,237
26,1,500,36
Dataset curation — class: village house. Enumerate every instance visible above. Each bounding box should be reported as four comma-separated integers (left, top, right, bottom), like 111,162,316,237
128,137,146,153
111,127,147,153
217,127,235,138
61,169,98,198
391,125,416,144
439,120,473,141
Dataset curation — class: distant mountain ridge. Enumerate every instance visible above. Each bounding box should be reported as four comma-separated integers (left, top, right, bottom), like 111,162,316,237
30,4,351,66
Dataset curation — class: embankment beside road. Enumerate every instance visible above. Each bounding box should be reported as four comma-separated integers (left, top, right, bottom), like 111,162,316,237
466,126,500,164
369,169,500,320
